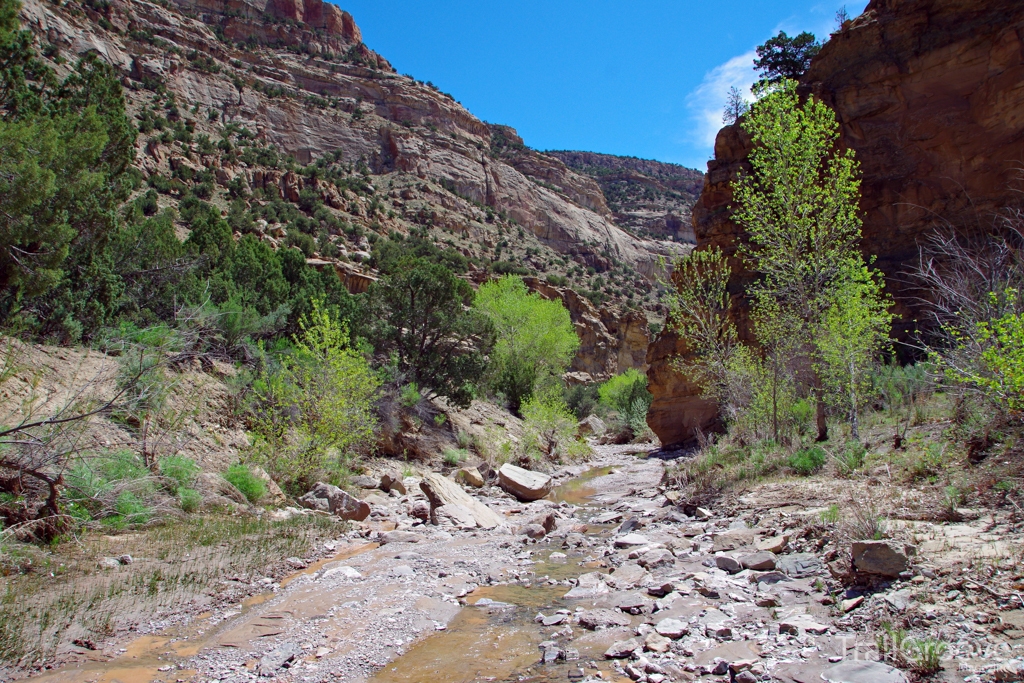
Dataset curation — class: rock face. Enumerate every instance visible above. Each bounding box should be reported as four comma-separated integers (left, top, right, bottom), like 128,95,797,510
648,0,1024,447
497,464,553,501
548,151,704,243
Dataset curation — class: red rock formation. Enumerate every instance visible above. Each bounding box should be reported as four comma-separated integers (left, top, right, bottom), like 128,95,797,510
648,0,1024,448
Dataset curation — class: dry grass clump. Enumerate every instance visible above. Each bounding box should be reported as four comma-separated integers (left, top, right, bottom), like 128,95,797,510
0,513,343,669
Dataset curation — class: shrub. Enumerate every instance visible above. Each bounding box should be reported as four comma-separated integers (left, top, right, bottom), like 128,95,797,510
564,383,599,420
178,487,201,513
105,491,152,529
474,276,579,414
442,448,467,467
835,441,866,475
598,369,652,434
519,393,590,463
399,383,422,408
247,301,379,493
788,445,826,475
158,455,199,493
224,464,266,503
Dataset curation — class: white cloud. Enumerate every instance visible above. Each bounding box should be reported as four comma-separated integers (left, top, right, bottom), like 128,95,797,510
685,50,758,153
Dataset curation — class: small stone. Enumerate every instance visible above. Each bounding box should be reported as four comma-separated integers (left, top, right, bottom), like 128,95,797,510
638,548,674,569
391,565,415,577
577,608,631,630
654,618,688,639
779,615,830,635
456,467,485,488
734,672,758,683
821,660,909,683
98,557,120,570
739,551,776,571
381,530,423,544
644,632,671,653
521,523,547,539
614,533,650,548
884,588,913,611
117,554,134,565
715,554,742,574
842,595,864,612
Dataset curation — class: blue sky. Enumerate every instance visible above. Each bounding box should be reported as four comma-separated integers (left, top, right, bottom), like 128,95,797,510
340,2,869,171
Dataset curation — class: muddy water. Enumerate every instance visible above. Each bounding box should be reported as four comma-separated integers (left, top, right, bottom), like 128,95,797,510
370,466,625,683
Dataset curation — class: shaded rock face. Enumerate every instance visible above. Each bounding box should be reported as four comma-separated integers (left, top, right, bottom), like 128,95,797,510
648,0,1024,448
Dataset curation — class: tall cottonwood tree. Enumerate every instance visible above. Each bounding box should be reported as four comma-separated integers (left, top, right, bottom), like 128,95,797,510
732,79,884,441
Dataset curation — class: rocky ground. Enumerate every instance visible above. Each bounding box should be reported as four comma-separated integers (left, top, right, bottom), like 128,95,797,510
27,443,1024,683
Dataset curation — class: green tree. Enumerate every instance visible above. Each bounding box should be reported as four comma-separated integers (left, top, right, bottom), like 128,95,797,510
361,257,493,407
814,264,894,440
753,31,821,86
732,79,867,441
474,276,579,415
248,301,379,493
598,369,653,434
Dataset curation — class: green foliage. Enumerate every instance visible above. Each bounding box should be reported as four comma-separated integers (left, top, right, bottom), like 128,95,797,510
64,451,156,526
361,257,493,407
223,464,266,503
158,455,199,493
941,290,1024,413
835,441,867,475
788,445,826,475
814,263,894,439
474,276,579,414
753,31,821,86
247,301,379,493
442,448,467,467
598,369,652,434
820,503,840,525
399,383,422,408
564,383,600,420
520,393,590,463
178,487,201,513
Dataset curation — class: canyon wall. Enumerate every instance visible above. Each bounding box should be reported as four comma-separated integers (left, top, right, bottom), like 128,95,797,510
648,0,1024,447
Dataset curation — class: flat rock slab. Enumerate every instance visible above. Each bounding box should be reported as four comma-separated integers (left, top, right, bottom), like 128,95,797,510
740,551,777,571
777,553,825,578
497,463,552,501
851,540,909,577
577,608,632,630
821,661,908,683
420,473,503,529
605,562,649,589
380,531,423,544
613,533,650,548
712,528,760,552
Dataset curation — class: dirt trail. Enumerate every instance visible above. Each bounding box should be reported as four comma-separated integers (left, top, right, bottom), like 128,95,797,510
27,443,1024,683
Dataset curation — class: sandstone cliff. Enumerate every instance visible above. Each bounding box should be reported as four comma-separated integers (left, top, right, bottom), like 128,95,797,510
648,0,1024,447
548,151,704,243
18,0,692,377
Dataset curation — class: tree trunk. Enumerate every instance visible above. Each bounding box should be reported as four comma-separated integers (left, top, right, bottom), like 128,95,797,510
849,360,860,442
813,373,828,442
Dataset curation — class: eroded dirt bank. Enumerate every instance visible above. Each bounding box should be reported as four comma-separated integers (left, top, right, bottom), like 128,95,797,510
26,444,1024,683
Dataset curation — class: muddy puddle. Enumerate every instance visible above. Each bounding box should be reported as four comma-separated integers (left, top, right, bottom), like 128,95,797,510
547,466,616,507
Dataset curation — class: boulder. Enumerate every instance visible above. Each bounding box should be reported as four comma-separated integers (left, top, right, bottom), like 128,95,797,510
419,472,503,529
605,562,649,589
638,548,674,570
379,470,407,495
604,638,641,659
298,483,370,521
851,540,909,577
197,472,249,506
616,592,653,615
777,552,825,578
497,464,552,501
576,414,607,437
613,533,650,548
644,632,671,653
455,466,485,488
251,466,288,506
739,551,777,571
577,608,631,630
715,554,742,574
